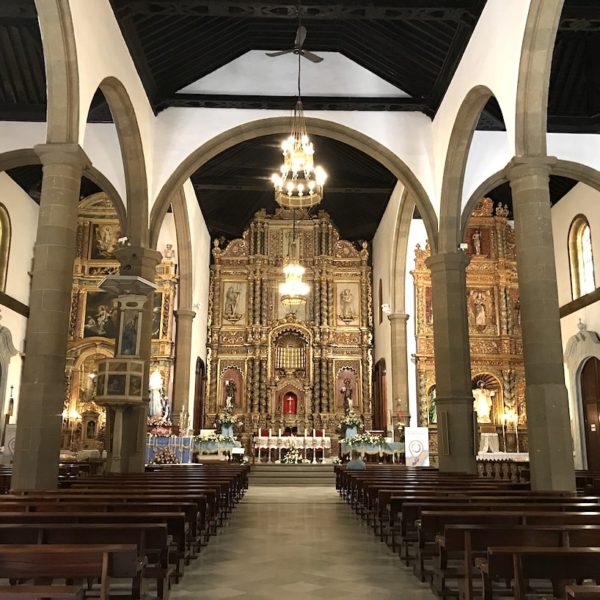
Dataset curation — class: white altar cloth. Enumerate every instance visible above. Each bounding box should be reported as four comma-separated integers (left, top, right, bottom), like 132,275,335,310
478,432,500,453
476,452,529,462
253,435,331,463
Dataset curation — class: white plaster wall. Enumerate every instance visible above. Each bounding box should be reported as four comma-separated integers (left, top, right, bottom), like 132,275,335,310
548,134,600,180
152,108,435,211
405,219,429,427
432,0,532,203
156,212,178,263
0,173,38,421
462,131,511,211
68,0,156,194
372,185,403,430
184,179,211,417
552,183,600,307
553,183,600,467
0,122,46,155
82,124,126,201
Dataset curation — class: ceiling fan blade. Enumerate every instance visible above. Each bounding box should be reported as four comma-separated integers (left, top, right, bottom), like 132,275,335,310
266,50,293,57
301,49,324,63
295,25,307,49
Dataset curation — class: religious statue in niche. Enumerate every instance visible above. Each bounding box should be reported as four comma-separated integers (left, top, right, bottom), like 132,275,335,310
93,223,120,258
472,380,494,423
120,312,139,356
341,378,353,410
163,243,175,260
223,284,243,323
338,288,356,323
472,229,482,255
224,379,236,407
469,290,492,331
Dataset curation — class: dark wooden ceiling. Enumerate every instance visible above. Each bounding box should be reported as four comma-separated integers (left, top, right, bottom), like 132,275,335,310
0,1,598,240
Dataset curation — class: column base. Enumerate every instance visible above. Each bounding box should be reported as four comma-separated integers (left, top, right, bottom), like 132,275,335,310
436,396,477,474
526,383,576,491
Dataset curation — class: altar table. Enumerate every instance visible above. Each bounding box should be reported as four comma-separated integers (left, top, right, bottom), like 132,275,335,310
254,435,331,463
476,451,529,462
146,435,194,464
340,441,405,463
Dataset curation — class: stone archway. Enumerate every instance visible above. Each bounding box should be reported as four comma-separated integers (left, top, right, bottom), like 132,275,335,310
0,148,127,232
515,0,565,157
438,85,502,253
150,116,439,253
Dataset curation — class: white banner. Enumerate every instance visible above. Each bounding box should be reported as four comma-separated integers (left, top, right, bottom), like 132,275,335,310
404,426,430,466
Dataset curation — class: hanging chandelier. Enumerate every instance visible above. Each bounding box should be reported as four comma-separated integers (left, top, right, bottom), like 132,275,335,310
279,212,310,309
271,33,327,209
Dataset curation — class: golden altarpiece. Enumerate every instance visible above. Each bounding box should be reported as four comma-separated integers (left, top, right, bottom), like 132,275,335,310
413,198,527,464
206,208,373,447
62,193,177,451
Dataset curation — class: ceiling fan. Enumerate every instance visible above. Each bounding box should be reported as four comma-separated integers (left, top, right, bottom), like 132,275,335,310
266,24,324,64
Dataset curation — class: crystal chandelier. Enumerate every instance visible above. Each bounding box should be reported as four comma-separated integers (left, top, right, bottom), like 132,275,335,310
279,212,310,309
271,46,327,208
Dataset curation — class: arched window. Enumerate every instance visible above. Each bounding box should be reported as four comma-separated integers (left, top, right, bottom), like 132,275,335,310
569,216,596,299
0,205,11,293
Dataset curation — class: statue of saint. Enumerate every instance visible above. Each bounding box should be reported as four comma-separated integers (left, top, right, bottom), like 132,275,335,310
472,381,493,423
339,288,355,321
472,229,482,255
224,379,236,406
341,378,353,410
224,285,240,318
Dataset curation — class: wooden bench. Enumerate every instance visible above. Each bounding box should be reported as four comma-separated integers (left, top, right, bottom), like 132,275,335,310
566,585,600,599
0,585,84,600
0,544,142,600
476,546,600,600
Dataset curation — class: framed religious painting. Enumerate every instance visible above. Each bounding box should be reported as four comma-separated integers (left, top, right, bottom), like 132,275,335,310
83,291,118,339
90,221,121,260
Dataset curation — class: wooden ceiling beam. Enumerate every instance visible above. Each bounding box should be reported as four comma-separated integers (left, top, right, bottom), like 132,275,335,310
110,1,480,21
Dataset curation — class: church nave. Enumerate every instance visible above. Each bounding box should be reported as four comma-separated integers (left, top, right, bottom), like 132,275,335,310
171,486,436,600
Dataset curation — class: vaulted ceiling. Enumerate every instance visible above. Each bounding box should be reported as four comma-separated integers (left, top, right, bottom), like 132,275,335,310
0,1,598,239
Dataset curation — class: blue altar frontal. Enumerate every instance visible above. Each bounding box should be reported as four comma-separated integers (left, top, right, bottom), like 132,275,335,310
146,434,242,464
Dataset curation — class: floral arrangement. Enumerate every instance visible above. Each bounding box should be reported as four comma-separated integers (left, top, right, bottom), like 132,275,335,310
151,447,180,465
194,433,237,445
147,416,173,437
338,407,363,430
278,447,310,464
344,432,388,448
217,405,242,428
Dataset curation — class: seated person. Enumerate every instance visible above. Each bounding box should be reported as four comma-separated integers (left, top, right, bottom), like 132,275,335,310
346,450,366,471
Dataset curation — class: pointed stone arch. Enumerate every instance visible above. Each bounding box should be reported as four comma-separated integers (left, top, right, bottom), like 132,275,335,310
515,0,565,157
83,78,148,246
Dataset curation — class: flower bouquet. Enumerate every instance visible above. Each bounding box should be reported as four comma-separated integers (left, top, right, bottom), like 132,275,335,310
147,416,173,437
279,446,310,464
151,447,180,465
344,432,388,449
338,407,363,438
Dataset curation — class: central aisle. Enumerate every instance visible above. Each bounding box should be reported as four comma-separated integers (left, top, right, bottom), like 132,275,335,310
172,486,437,599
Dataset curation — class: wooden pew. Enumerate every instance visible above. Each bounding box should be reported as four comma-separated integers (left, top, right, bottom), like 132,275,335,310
566,585,600,599
476,547,600,600
435,524,600,600
0,585,84,600
0,523,172,600
0,544,142,600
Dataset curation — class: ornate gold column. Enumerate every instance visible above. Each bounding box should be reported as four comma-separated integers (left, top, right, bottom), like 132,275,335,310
13,143,90,490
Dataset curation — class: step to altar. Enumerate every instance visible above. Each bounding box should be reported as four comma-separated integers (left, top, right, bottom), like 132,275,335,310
249,463,336,486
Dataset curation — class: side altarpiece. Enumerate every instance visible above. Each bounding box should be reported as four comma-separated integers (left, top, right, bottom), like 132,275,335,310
413,198,527,464
206,208,373,444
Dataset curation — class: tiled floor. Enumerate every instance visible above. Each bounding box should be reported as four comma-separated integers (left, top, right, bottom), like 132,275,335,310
172,486,437,599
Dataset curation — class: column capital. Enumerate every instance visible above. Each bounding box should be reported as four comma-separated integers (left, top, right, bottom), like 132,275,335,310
505,155,557,181
425,250,470,273
387,312,409,323
34,143,91,169
175,309,196,320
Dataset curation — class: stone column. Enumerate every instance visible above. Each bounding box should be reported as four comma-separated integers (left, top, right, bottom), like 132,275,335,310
507,157,575,491
171,308,196,427
426,252,477,474
114,245,162,473
388,312,410,423
12,143,90,490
